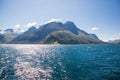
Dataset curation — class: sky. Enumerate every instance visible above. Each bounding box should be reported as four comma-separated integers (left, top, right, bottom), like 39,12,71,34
0,0,120,41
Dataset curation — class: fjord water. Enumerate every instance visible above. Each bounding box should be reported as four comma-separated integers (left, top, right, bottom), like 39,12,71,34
0,44,120,80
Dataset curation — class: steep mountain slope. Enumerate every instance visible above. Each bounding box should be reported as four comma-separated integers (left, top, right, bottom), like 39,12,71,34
40,30,101,44
63,21,88,35
11,22,65,43
11,26,37,43
11,21,103,44
89,34,99,40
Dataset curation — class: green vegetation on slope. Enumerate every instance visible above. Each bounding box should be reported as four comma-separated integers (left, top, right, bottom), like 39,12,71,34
40,30,102,44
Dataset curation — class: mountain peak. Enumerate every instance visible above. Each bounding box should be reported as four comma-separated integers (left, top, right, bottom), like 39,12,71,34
64,21,77,28
89,34,99,40
63,21,79,34
28,26,36,31
23,26,36,36
46,21,63,25
65,21,75,25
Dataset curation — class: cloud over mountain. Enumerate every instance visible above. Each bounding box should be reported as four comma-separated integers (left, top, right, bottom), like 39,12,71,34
23,22,37,28
15,24,20,28
45,19,62,24
91,27,99,31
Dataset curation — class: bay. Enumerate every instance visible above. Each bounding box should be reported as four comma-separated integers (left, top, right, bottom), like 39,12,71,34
0,44,120,80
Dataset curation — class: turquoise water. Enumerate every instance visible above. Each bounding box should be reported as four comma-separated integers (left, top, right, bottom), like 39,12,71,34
0,44,120,80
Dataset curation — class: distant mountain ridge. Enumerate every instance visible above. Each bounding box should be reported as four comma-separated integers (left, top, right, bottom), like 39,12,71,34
10,21,103,44
0,29,22,43
0,34,14,43
108,39,120,44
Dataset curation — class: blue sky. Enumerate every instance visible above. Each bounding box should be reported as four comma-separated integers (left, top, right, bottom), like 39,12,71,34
0,0,120,41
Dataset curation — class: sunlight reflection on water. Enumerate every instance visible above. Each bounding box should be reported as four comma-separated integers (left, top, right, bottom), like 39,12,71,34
0,44,120,80
13,45,55,80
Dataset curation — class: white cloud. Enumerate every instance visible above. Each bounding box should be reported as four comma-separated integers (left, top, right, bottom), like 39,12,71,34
18,29,25,33
91,27,99,31
15,24,20,28
14,29,25,33
46,18,62,23
24,22,37,28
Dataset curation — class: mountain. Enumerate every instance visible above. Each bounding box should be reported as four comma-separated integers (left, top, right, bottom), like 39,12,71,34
0,34,13,43
108,39,120,44
89,34,99,40
0,28,24,43
40,30,101,44
11,21,103,44
11,22,65,43
4,29,14,33
10,26,37,43
0,34,6,43
23,26,37,35
64,21,88,35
